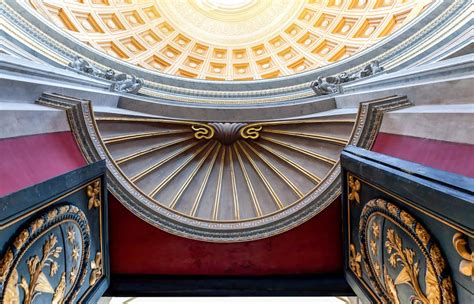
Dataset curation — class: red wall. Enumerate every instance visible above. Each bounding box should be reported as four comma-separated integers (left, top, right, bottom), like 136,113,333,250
0,132,86,196
109,195,344,275
372,133,474,178
5,130,471,277
0,130,344,276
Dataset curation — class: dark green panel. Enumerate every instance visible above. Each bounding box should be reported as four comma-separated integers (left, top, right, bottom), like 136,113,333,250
0,161,109,303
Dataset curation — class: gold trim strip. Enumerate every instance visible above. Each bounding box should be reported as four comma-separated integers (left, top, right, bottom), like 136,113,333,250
243,141,304,198
261,136,337,165
96,117,202,126
234,144,263,217
115,136,194,164
238,141,284,210
169,142,219,209
212,146,226,221
244,119,356,128
130,141,200,182
102,129,190,144
263,129,348,146
149,141,213,198
229,146,240,220
189,144,221,217
255,142,322,184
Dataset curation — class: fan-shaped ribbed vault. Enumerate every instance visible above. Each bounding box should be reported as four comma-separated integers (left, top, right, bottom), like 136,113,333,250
28,0,433,80
95,116,354,221
37,92,412,241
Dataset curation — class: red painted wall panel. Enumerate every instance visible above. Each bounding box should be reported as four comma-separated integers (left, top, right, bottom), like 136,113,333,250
372,133,474,178
0,132,86,196
109,195,343,275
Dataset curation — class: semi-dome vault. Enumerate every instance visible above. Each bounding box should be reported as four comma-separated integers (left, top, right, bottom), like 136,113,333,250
28,0,432,80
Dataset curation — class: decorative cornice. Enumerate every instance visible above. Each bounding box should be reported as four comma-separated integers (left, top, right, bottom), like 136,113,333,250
0,0,468,103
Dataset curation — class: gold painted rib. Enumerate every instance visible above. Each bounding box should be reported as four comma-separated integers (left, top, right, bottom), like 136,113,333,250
190,144,221,217
130,141,200,182
234,145,263,217
169,141,219,209
149,141,213,198
244,119,355,128
263,129,348,146
96,117,200,125
254,142,322,184
229,146,240,220
115,136,194,164
261,136,337,165
242,141,304,198
212,146,226,220
102,129,190,144
237,141,284,210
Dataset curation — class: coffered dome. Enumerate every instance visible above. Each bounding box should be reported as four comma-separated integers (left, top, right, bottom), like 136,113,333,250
28,0,433,80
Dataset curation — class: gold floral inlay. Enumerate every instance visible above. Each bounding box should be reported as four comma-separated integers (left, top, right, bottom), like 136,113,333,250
19,234,64,304
13,230,29,250
89,251,103,286
385,228,440,304
415,223,430,246
370,239,377,256
31,218,44,234
372,222,380,240
349,243,362,278
87,180,101,209
67,226,76,245
357,199,455,304
348,175,360,204
0,249,13,282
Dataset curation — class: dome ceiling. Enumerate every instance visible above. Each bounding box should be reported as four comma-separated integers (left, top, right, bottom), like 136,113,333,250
29,0,432,81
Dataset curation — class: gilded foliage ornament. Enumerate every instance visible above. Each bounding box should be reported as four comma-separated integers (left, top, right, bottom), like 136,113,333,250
13,230,29,250
358,199,455,304
66,226,75,245
452,232,473,280
349,244,362,278
0,205,91,303
19,234,63,304
0,249,13,283
348,175,360,204
385,228,438,304
87,180,101,209
89,252,103,286
372,222,380,240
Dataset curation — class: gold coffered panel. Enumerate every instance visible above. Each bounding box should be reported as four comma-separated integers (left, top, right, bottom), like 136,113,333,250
28,0,433,80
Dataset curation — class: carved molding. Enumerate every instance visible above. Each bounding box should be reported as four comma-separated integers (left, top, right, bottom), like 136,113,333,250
37,93,411,241
0,0,468,105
